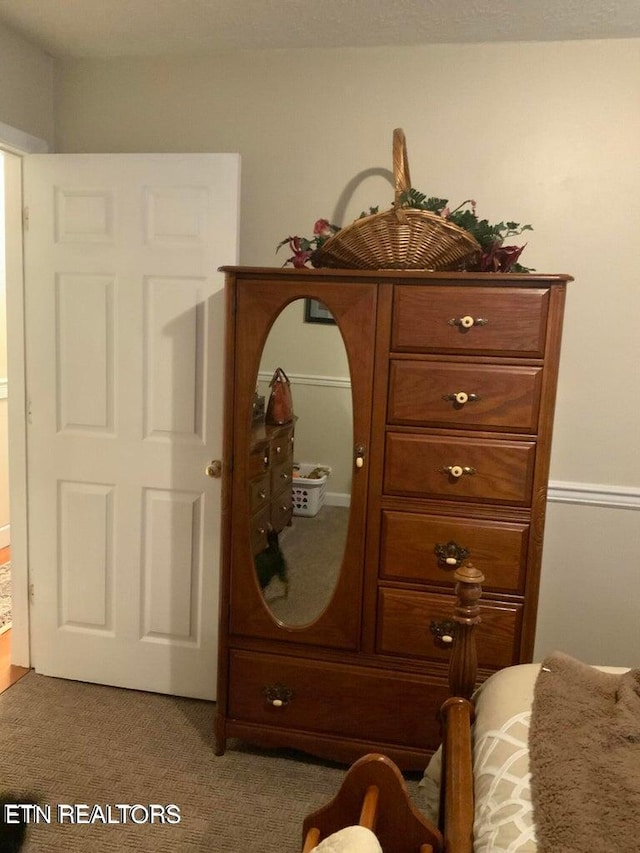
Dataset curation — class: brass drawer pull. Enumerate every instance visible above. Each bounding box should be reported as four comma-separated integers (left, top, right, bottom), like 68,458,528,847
443,391,480,406
430,619,457,646
442,391,480,409
441,465,476,479
280,472,290,481
448,315,488,329
435,541,470,569
263,684,294,707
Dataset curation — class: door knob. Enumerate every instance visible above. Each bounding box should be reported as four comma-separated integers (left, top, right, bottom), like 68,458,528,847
205,460,222,478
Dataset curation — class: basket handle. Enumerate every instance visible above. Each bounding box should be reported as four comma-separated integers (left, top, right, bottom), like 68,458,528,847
393,128,412,207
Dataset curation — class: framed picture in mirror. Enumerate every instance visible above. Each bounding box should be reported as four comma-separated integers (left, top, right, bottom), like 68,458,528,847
304,298,336,325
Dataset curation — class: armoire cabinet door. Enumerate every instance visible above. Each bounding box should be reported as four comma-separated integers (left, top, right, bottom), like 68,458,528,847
227,275,377,649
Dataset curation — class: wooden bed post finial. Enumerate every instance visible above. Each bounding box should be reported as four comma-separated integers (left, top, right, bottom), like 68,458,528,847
449,562,484,700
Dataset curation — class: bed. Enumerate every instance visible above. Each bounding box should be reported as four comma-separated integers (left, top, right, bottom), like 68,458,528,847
301,564,638,852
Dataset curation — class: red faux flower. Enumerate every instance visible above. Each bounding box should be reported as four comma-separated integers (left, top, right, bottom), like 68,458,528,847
313,218,334,238
282,236,312,268
277,220,339,268
476,243,526,273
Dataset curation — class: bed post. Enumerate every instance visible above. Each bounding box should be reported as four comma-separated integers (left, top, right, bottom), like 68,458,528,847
440,563,484,853
448,562,484,700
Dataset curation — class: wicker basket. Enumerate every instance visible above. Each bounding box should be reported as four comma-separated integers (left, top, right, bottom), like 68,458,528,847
315,129,481,271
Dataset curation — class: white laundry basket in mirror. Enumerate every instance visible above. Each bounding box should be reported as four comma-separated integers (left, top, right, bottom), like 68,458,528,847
292,465,328,517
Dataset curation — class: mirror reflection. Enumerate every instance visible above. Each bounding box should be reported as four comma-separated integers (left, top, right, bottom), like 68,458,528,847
251,299,352,626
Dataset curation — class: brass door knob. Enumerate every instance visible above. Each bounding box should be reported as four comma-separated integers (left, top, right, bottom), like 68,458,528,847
205,460,222,478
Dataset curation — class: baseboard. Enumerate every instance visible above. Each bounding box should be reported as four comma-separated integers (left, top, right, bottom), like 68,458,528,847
325,493,351,508
548,481,640,510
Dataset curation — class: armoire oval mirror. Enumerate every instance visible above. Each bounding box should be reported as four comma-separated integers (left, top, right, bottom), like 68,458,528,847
251,298,352,627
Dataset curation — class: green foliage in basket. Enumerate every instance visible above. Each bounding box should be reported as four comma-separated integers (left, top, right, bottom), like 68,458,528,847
399,189,534,272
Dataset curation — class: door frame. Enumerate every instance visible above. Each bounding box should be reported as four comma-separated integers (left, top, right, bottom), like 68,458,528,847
1,120,49,667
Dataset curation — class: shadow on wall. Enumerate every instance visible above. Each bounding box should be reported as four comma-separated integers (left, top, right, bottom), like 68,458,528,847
331,167,393,226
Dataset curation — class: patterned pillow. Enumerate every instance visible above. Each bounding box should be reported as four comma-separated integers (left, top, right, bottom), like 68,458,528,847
473,709,536,851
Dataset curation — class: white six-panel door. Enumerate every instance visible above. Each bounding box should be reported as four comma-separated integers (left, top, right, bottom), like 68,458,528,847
23,154,239,699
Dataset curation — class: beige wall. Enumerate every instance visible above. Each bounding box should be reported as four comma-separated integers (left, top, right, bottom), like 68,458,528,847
0,20,55,147
0,160,7,545
0,21,54,550
535,501,639,666
54,40,640,484
48,38,640,662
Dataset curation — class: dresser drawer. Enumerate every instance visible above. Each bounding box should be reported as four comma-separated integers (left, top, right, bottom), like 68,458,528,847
249,439,270,479
384,433,536,506
250,505,270,555
271,429,294,461
377,588,521,669
380,510,528,593
388,360,543,432
392,286,549,357
249,472,270,515
271,457,293,494
271,485,293,532
228,649,447,750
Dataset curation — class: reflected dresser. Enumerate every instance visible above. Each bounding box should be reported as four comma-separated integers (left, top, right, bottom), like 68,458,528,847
215,267,572,770
248,420,295,557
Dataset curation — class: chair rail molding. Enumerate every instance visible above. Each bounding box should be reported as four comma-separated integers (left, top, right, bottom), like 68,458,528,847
548,480,640,510
258,370,350,390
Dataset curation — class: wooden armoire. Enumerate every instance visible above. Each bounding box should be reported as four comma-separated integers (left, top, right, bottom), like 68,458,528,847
215,266,571,770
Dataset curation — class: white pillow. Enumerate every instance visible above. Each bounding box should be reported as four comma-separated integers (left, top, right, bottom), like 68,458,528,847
310,825,383,853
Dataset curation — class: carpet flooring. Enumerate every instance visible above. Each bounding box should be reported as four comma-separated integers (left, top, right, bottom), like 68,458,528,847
266,505,349,626
0,672,427,852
